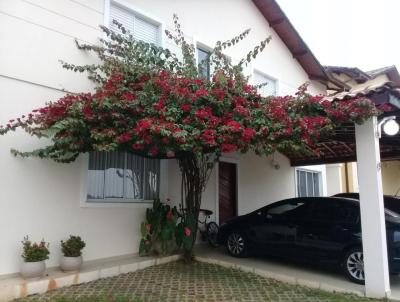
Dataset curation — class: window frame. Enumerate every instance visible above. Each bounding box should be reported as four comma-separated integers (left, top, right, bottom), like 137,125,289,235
195,42,213,79
104,0,165,47
86,151,160,203
251,68,279,96
295,168,323,197
80,153,167,208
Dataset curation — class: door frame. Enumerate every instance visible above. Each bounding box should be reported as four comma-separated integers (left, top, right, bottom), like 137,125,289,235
215,157,240,224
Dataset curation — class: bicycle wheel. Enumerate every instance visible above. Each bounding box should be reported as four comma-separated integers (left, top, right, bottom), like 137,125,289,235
206,222,219,247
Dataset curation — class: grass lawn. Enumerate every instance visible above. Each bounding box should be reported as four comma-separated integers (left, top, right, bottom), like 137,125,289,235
17,260,389,302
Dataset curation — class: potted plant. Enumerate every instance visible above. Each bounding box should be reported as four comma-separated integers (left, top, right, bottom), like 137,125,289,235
60,235,85,271
20,236,50,279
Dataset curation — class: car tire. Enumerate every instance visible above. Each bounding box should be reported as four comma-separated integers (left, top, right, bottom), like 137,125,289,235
226,231,248,257
343,247,365,284
206,222,219,248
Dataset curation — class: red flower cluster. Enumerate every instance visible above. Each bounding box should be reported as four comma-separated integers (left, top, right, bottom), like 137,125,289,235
0,69,379,162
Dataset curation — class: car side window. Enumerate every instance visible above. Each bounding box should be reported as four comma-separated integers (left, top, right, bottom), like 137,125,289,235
266,200,309,220
312,201,359,224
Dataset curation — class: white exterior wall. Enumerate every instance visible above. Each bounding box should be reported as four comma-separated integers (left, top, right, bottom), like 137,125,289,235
0,0,326,275
325,164,344,196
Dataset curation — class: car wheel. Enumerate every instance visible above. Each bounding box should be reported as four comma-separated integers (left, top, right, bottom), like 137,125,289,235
226,232,247,257
206,222,219,247
343,247,365,284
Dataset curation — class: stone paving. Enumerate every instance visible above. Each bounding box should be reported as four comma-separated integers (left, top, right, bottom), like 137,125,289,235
17,261,383,302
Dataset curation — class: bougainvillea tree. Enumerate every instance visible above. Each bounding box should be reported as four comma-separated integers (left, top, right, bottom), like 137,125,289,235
0,16,379,261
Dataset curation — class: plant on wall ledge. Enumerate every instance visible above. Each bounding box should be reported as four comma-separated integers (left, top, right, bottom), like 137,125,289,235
0,15,379,262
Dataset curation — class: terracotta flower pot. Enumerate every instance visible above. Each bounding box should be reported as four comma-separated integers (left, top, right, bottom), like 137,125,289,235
20,260,46,279
60,256,82,272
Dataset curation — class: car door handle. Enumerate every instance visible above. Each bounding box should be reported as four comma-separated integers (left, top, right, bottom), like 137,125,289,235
305,233,315,239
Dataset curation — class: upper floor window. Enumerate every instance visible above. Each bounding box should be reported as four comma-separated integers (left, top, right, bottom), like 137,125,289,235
197,47,211,79
296,169,322,197
110,2,160,45
87,151,160,202
253,71,277,96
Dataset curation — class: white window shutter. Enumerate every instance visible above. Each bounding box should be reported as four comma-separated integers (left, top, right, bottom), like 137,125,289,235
110,4,134,33
110,3,160,46
134,16,159,45
253,71,277,96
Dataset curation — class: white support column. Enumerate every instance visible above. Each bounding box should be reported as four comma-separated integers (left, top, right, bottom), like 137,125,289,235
355,117,390,298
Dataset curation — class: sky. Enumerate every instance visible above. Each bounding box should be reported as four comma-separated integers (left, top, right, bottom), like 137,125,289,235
276,0,400,72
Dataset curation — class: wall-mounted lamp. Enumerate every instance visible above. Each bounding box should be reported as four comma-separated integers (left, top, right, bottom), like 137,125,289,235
378,116,399,138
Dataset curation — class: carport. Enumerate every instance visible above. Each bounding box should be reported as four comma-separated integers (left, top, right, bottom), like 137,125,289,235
288,83,400,298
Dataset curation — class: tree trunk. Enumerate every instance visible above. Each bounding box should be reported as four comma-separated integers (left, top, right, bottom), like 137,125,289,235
178,154,214,263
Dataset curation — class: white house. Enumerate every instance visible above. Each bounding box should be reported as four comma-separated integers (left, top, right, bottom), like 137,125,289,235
1,0,341,278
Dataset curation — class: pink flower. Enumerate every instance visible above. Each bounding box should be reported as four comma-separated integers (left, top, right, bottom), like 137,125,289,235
148,146,158,156
181,104,191,112
122,92,136,101
118,132,131,143
195,109,210,119
146,224,151,232
132,143,144,150
166,150,175,158
243,128,256,141
195,88,208,98
226,120,242,132
166,210,173,220
185,227,191,237
221,143,237,153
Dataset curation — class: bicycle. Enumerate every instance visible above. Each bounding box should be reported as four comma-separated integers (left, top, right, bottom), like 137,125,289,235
198,209,219,247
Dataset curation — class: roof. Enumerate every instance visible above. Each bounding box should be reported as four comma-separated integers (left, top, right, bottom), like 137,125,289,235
367,65,400,86
324,65,400,87
327,82,400,102
252,0,329,83
286,84,400,166
325,66,370,83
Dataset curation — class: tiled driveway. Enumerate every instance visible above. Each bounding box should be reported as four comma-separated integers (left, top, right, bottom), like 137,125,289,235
17,260,382,302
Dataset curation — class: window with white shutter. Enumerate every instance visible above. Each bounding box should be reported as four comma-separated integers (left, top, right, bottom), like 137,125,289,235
296,169,322,197
253,71,277,96
109,2,160,46
197,47,211,79
87,151,160,202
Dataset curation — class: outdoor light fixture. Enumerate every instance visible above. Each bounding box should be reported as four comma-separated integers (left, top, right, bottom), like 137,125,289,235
378,116,400,138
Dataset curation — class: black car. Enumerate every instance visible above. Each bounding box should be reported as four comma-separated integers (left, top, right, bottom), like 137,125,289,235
217,197,400,284
333,193,400,214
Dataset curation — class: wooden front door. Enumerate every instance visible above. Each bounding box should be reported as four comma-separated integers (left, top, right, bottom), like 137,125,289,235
218,162,237,223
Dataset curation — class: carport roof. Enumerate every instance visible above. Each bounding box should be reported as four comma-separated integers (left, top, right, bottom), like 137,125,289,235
288,84,400,166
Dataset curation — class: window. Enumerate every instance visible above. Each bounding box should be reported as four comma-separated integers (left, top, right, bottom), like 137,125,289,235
109,2,160,45
253,71,277,96
296,169,322,197
87,151,160,202
312,201,360,224
266,199,310,220
197,47,211,79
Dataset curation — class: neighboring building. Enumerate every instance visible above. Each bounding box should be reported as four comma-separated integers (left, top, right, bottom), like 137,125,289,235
324,65,400,196
0,0,334,276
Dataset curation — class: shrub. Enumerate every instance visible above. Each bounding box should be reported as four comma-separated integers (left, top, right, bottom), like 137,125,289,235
139,199,179,256
21,236,50,262
61,235,86,257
